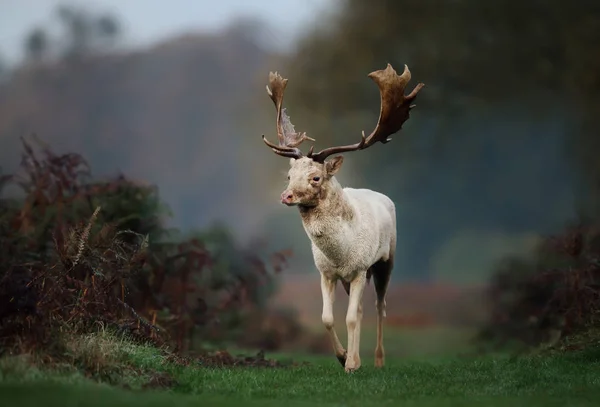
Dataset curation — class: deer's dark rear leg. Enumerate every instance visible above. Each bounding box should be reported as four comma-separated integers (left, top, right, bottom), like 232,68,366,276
371,258,392,367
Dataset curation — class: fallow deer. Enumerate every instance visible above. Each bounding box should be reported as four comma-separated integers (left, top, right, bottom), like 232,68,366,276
261,64,424,372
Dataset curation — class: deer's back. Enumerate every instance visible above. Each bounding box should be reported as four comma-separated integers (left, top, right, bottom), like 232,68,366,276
344,187,396,263
345,187,395,227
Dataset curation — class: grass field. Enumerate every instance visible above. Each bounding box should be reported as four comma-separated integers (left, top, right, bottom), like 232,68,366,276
1,330,600,407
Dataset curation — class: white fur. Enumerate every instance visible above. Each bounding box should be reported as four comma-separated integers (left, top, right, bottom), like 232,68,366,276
306,187,396,282
282,156,396,372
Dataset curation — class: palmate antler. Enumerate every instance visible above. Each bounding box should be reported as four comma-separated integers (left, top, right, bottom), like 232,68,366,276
308,64,424,163
262,72,314,159
262,64,424,162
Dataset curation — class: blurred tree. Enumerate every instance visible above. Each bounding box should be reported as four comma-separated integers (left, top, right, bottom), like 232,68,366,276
55,4,122,60
288,1,599,113
95,14,122,47
223,16,277,51
25,28,49,63
0,54,7,81
56,4,93,60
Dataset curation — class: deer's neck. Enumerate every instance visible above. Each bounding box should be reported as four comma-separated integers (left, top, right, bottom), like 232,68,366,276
298,177,355,265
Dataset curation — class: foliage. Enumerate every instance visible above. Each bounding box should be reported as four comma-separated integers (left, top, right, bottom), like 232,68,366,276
22,4,121,64
0,138,292,357
478,219,600,351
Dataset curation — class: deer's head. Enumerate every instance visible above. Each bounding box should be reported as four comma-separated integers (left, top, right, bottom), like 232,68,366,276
279,156,343,207
262,64,424,208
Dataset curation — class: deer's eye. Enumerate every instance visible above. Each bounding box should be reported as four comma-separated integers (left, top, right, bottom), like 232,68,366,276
287,175,290,180
312,176,320,182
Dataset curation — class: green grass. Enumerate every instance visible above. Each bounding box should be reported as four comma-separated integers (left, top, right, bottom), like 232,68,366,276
359,325,476,358
1,331,600,407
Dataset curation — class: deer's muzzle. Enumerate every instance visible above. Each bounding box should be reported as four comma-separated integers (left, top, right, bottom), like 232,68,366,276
281,190,295,206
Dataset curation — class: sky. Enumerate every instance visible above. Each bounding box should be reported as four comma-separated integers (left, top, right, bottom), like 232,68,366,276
0,0,329,64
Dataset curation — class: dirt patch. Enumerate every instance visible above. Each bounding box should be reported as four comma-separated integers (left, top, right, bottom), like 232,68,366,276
168,349,307,368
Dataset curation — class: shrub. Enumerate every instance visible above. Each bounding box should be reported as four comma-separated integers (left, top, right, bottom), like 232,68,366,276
0,137,293,357
477,220,600,351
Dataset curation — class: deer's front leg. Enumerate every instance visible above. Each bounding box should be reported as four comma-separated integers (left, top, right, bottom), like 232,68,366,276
345,273,366,373
320,274,347,366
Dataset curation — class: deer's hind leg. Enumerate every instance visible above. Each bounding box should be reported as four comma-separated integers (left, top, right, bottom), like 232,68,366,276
372,257,393,368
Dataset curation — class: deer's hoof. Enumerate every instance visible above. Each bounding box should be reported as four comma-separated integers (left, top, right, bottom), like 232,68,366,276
336,351,347,367
344,355,361,373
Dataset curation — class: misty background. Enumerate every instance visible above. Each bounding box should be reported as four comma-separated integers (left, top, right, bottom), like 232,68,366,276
0,0,598,289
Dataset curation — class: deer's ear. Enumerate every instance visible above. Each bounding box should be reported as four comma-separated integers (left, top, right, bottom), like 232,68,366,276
325,156,343,176
289,158,296,167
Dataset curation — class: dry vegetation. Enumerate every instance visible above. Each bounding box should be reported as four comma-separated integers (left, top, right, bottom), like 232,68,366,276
478,221,600,352
0,138,321,384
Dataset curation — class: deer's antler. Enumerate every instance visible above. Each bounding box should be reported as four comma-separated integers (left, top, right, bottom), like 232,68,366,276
262,71,314,159
307,64,424,163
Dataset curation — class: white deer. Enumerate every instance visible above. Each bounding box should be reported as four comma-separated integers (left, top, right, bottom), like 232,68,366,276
261,64,424,372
